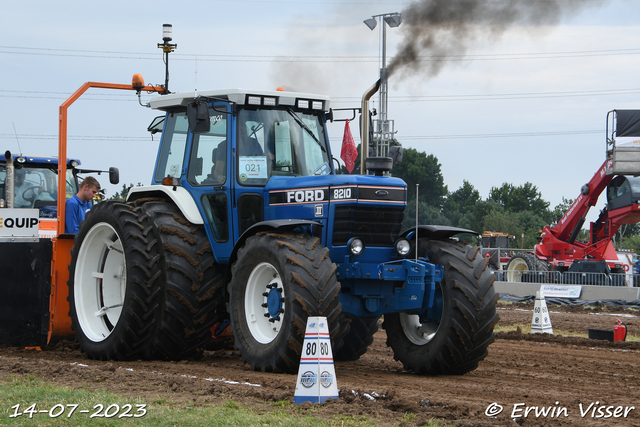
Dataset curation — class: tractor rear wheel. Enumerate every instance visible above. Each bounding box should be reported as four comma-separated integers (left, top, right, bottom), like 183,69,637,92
68,199,224,361
140,200,224,359
68,201,161,360
383,239,498,375
505,252,537,282
333,316,380,361
228,232,341,373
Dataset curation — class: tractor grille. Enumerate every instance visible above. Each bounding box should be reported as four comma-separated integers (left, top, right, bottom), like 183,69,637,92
333,205,404,247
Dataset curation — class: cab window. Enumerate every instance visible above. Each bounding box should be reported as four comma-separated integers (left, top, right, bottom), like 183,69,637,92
154,111,189,182
237,108,331,186
187,111,228,186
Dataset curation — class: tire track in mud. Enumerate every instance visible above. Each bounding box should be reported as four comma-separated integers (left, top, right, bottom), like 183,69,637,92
0,303,639,426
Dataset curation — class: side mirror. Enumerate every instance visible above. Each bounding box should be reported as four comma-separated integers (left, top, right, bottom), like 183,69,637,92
187,101,211,134
147,115,165,134
109,167,120,185
389,146,403,164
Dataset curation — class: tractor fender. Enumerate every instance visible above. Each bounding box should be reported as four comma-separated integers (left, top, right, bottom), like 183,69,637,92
224,219,323,292
126,185,204,225
400,225,479,241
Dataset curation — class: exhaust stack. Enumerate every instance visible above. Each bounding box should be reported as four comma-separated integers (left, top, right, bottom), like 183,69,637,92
4,151,14,208
359,79,381,174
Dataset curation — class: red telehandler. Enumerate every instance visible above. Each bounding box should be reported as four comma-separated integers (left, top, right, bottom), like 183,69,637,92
506,110,640,285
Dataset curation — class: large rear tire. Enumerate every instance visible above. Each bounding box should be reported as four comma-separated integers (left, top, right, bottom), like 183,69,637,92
505,252,537,282
140,200,224,359
68,201,161,360
383,240,498,375
228,232,341,373
68,199,224,361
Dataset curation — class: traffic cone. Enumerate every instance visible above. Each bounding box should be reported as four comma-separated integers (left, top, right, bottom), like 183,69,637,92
294,316,339,404
531,290,553,334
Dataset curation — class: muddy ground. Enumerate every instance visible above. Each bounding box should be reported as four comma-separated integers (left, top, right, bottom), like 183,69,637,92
1,302,639,426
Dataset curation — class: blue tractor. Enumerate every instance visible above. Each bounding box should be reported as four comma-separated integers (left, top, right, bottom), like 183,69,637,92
67,85,498,375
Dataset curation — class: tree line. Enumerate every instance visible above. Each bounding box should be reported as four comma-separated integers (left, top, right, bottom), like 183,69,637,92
388,148,640,251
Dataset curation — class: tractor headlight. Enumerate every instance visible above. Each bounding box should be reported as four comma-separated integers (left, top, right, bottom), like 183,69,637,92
348,237,365,256
395,239,411,256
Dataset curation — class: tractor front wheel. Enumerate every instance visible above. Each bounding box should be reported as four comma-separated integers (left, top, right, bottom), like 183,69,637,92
383,239,499,375
228,232,341,373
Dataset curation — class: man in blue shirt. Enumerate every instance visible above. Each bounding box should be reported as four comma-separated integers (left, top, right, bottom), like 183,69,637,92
65,176,100,234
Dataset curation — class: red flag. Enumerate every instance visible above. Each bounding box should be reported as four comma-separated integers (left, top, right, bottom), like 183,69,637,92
341,119,358,173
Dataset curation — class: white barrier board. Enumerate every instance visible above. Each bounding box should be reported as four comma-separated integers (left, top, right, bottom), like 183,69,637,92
540,284,582,299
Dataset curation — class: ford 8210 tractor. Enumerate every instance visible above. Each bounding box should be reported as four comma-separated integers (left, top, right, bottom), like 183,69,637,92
67,82,498,375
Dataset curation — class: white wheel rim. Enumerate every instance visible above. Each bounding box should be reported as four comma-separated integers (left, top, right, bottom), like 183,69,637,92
399,312,440,346
507,257,529,281
74,222,126,343
244,262,285,344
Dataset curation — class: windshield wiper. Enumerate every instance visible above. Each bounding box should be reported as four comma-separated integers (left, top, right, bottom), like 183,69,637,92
285,108,326,153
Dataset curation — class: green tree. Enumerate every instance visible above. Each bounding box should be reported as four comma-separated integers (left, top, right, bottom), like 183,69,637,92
550,197,574,224
466,199,503,234
516,210,548,249
615,224,640,246
488,182,551,222
617,233,640,253
402,198,451,230
482,208,521,239
109,183,143,200
442,180,481,229
392,148,447,208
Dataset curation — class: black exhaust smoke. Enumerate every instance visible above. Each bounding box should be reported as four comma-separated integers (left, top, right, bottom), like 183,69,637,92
388,0,608,80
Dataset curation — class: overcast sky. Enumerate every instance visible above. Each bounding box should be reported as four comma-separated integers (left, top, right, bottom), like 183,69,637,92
3,0,640,227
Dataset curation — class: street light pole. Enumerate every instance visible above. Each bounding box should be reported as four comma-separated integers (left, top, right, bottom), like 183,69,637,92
380,20,388,155
364,12,401,159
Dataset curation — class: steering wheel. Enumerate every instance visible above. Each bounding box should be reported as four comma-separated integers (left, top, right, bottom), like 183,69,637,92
22,187,37,202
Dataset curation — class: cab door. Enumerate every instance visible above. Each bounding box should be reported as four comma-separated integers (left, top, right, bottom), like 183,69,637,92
183,102,235,263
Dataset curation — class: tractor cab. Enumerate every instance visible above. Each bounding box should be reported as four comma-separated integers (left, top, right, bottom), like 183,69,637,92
607,175,640,210
0,154,80,216
139,88,408,266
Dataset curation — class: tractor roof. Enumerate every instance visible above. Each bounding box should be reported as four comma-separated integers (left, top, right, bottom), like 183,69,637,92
148,89,331,113
0,153,81,167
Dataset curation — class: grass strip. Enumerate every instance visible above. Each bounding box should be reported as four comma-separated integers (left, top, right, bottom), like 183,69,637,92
0,376,446,427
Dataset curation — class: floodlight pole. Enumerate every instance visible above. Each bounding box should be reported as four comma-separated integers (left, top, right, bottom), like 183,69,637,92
364,12,401,159
380,19,388,150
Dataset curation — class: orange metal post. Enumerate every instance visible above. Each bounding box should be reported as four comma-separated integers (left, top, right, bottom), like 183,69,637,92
49,81,163,342
48,235,75,342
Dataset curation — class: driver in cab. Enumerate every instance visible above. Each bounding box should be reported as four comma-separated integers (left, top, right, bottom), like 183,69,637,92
14,168,35,208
